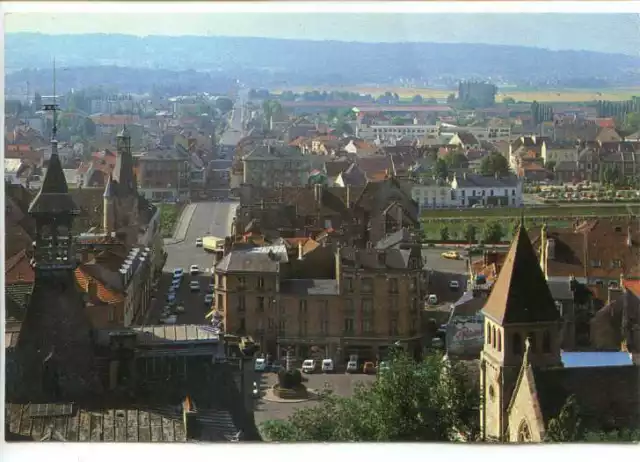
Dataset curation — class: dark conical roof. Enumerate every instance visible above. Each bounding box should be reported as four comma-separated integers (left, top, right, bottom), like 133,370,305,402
482,223,561,325
103,174,115,198
117,125,130,138
28,150,77,215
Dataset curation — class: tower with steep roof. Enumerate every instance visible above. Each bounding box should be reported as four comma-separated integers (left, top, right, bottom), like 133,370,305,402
479,222,562,441
103,173,116,233
13,68,102,402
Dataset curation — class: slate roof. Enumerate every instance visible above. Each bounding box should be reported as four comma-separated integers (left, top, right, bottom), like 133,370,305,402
453,173,520,188
28,151,79,215
482,224,561,325
340,247,413,270
531,365,640,429
280,279,340,296
215,250,286,273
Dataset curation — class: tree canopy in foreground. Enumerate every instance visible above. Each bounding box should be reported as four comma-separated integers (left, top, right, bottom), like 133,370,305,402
259,353,481,442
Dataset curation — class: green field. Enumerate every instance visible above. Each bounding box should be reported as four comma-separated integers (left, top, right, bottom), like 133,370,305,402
420,205,639,242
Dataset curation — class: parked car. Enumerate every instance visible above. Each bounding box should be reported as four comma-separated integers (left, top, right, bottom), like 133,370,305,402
302,359,317,374
427,294,439,305
173,268,184,279
195,237,203,247
160,314,177,325
204,293,214,306
170,280,181,291
175,304,185,314
166,292,177,304
189,280,201,292
190,264,200,275
207,283,215,294
321,359,334,373
449,280,460,290
363,361,376,374
346,360,358,373
254,358,267,372
269,360,284,373
441,251,461,260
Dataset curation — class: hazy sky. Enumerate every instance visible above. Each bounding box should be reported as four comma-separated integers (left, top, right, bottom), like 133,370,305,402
5,12,640,56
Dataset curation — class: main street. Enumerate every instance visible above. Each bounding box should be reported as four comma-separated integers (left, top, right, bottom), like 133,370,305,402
145,201,238,325
219,89,248,155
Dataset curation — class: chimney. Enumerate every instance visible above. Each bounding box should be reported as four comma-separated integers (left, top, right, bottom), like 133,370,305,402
88,279,98,300
314,183,322,207
298,241,304,260
182,396,200,440
627,226,633,247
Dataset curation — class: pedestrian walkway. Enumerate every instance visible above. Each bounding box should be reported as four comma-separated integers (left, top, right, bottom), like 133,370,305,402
164,203,197,246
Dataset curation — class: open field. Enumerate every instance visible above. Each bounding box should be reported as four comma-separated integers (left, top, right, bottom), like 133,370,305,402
271,86,640,103
420,205,640,220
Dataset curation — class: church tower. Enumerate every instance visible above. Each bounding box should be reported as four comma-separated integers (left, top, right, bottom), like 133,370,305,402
14,87,102,402
110,126,140,244
480,222,562,442
103,173,116,233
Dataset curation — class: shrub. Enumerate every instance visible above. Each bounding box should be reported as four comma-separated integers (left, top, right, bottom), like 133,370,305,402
278,369,303,389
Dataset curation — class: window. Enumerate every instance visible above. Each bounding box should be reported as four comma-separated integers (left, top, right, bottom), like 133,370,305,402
517,420,532,443
390,319,399,336
324,219,332,229
497,330,502,352
257,277,265,289
527,332,536,352
238,295,246,313
609,280,619,289
389,278,399,294
217,294,224,310
344,317,354,334
486,323,492,345
492,326,497,349
543,331,551,353
612,259,622,268
362,299,373,317
257,296,265,313
239,318,246,333
108,306,115,322
268,318,275,330
238,276,246,288
362,319,373,334
344,277,354,293
513,333,522,355
361,278,373,293
299,299,307,314
278,319,286,336
590,260,601,268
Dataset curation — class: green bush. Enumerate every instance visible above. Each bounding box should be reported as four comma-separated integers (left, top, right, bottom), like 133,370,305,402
278,369,303,389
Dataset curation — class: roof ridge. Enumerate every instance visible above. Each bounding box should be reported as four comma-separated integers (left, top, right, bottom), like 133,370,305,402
5,249,28,273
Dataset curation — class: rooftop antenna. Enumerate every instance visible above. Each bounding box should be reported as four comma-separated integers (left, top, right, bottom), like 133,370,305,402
43,58,59,142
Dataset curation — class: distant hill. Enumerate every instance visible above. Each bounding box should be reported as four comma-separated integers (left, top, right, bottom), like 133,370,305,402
6,33,640,92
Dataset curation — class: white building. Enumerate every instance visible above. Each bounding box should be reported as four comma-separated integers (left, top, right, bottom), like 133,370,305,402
357,123,439,141
410,177,455,211
4,159,23,184
450,172,523,207
440,125,512,143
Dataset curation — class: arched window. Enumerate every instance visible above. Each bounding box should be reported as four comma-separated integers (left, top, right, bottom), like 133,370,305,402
527,332,536,352
486,323,492,345
513,333,522,355
543,331,551,353
492,326,497,348
497,329,502,352
517,419,532,443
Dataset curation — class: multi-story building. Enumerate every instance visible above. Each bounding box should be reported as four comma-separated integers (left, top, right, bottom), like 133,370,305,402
135,146,191,201
242,143,311,189
410,176,455,210
451,173,523,207
357,123,439,142
575,141,640,183
214,229,425,363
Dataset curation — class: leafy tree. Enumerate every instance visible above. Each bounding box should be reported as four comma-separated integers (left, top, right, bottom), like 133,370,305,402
544,160,556,172
260,353,481,442
434,158,449,180
439,225,450,242
215,97,233,113
446,93,457,104
411,94,423,104
391,116,405,126
82,117,96,137
34,92,42,111
483,221,504,244
445,150,468,169
544,396,583,442
463,224,477,243
502,96,516,104
479,153,510,177
426,98,438,105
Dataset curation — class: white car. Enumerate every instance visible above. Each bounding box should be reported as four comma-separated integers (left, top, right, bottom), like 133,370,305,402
175,304,185,313
427,294,439,305
190,265,200,275
321,359,334,373
195,238,203,247
302,359,317,374
254,358,267,372
204,293,214,306
449,280,460,290
346,361,358,374
189,280,201,292
160,314,177,325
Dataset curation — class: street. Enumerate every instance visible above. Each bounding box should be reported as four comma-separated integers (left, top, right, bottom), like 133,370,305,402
219,90,247,152
145,201,238,325
422,247,469,305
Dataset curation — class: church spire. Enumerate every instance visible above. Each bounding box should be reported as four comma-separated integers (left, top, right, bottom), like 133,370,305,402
114,124,135,193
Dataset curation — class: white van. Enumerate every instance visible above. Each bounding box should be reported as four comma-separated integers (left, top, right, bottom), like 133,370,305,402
302,359,317,373
254,358,266,372
427,294,439,305
321,359,334,373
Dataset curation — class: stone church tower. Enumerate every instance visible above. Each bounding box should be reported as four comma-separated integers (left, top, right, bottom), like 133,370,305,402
480,222,562,441
103,126,140,246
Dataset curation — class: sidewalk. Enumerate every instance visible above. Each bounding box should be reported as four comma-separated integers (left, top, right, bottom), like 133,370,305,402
164,203,197,246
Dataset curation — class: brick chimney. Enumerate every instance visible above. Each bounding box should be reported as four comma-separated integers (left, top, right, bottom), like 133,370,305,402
182,396,199,440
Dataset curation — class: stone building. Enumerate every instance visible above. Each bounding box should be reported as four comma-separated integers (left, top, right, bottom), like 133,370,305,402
479,223,639,442
214,228,425,362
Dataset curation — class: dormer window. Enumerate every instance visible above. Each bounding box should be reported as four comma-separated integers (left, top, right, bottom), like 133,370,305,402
590,259,601,268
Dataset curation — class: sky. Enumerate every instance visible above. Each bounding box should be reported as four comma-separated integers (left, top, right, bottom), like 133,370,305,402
4,10,640,56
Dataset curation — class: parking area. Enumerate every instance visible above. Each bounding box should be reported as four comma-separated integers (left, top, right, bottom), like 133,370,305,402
252,369,376,425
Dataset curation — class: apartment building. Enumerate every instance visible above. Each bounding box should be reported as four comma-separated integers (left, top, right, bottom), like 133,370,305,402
451,172,523,207
242,144,311,188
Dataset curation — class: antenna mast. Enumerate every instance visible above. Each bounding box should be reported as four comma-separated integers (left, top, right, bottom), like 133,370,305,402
43,58,60,146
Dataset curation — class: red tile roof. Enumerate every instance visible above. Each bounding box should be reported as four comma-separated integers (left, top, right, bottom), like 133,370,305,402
90,115,140,126
5,250,35,285
623,279,640,299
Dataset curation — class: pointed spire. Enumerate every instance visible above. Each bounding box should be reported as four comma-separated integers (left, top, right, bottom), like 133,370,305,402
482,225,560,325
